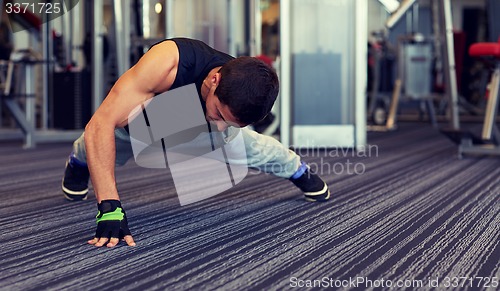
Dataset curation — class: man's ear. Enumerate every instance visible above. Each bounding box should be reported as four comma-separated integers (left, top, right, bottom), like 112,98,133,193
212,72,221,87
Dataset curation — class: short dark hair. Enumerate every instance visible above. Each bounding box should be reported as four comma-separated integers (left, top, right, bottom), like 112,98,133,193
215,56,279,125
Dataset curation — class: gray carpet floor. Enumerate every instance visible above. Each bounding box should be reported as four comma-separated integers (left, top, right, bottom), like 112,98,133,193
0,123,498,290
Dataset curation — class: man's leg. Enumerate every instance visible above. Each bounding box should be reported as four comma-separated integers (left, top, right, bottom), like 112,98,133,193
227,127,330,202
62,128,134,200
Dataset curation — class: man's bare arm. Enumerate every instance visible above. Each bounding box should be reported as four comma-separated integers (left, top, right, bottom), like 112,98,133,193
85,40,179,247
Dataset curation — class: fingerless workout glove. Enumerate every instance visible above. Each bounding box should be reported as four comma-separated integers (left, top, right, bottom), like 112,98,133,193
95,200,131,239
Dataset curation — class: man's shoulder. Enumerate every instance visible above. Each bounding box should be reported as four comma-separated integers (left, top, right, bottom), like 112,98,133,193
150,38,226,54
169,37,203,44
168,38,233,59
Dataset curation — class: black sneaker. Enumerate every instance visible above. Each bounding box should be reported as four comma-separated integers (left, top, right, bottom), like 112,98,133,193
62,155,90,201
290,163,330,202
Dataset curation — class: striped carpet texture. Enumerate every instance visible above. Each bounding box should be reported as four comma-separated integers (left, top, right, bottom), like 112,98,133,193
0,123,498,290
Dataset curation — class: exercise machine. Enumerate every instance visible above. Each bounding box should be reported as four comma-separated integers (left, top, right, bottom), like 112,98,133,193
369,0,440,131
0,2,84,148
441,38,500,158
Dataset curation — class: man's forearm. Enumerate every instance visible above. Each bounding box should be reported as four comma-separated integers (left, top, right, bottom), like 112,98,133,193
84,119,120,202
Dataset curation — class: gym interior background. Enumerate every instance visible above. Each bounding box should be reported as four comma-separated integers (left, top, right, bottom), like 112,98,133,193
0,0,498,289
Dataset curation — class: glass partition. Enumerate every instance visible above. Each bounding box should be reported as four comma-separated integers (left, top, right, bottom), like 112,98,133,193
281,0,367,148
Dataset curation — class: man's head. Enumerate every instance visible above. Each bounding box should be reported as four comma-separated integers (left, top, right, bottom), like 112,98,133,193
204,56,279,131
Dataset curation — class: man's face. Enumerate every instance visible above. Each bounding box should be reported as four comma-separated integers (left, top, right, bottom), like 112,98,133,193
205,91,246,131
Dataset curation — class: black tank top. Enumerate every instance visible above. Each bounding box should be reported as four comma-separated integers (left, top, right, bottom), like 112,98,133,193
153,38,234,95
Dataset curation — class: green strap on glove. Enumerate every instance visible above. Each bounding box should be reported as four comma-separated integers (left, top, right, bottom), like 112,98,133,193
96,207,125,223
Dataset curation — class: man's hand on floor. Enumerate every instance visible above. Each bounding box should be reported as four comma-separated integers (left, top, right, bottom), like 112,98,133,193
88,200,136,248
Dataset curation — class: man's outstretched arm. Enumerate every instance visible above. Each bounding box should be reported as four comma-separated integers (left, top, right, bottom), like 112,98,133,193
85,40,179,247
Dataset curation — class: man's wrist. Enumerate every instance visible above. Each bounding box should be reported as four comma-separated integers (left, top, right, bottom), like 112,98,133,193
96,192,120,203
97,199,122,212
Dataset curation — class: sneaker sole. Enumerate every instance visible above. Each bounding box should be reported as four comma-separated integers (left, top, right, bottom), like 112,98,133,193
62,183,88,201
304,183,331,202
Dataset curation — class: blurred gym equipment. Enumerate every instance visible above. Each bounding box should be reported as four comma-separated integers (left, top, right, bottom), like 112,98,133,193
441,38,500,157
